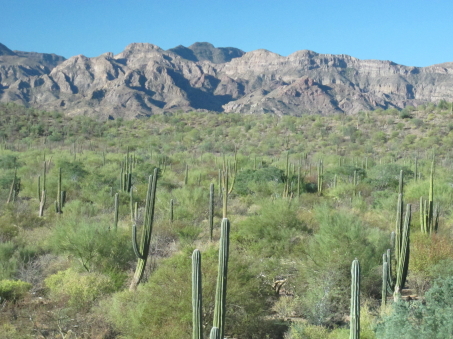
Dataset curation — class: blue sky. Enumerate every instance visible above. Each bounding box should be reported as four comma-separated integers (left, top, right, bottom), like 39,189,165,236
1,0,452,67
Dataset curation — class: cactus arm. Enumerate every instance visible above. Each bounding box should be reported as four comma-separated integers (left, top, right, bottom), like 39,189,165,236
213,218,230,339
350,258,360,339
192,249,203,339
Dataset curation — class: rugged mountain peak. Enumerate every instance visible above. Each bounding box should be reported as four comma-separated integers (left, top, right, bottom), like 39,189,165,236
168,42,245,64
1,41,453,119
0,43,16,56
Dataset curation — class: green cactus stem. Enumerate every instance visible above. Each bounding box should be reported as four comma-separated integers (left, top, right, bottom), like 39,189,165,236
114,193,119,231
129,168,158,291
209,183,214,241
192,249,203,339
213,218,230,339
317,159,323,195
210,327,220,339
394,204,411,300
170,199,174,223
56,167,62,213
382,259,388,308
350,258,360,339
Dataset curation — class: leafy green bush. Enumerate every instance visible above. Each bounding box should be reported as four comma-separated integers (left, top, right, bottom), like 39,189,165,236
102,247,283,339
365,164,413,191
233,199,308,257
293,205,386,326
45,269,114,309
50,215,134,279
0,279,32,301
377,276,453,338
234,166,285,195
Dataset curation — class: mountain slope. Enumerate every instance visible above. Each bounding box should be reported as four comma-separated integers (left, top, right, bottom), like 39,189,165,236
0,42,452,119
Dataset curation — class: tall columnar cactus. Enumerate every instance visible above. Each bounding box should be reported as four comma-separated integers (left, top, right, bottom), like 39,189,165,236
210,327,220,339
170,198,174,223
222,169,228,218
213,218,230,339
113,193,119,231
130,168,158,291
382,258,388,307
394,204,411,299
184,164,189,185
55,167,63,213
120,149,133,192
192,249,203,339
317,159,323,195
209,183,214,241
420,160,439,234
350,258,360,339
7,167,20,204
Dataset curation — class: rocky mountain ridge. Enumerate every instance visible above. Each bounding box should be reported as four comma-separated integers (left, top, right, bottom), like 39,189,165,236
1,41,452,119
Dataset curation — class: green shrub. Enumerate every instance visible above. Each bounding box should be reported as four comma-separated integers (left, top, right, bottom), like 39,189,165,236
234,166,285,195
45,268,114,309
233,199,308,258
0,279,32,301
365,164,413,191
293,205,386,326
50,215,134,277
377,276,453,338
102,247,283,339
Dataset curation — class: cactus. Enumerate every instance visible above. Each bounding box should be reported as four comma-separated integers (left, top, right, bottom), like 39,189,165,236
170,199,174,223
317,159,323,195
129,168,158,291
209,183,214,241
55,167,63,213
350,258,360,339
213,218,230,339
210,327,220,339
113,193,119,230
420,160,439,234
221,169,228,218
185,164,189,185
192,249,203,339
394,204,411,299
382,259,388,307
7,168,20,204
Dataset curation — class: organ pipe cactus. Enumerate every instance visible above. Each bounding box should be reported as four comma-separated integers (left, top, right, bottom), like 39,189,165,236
420,160,439,234
213,218,230,339
192,249,203,339
317,159,323,195
210,327,220,339
382,259,388,307
394,204,411,299
129,168,158,291
350,258,360,339
113,193,119,230
209,183,214,241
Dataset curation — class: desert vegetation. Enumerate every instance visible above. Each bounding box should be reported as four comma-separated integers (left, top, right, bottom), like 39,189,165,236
1,101,453,338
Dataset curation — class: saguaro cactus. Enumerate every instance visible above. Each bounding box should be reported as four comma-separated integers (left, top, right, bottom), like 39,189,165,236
113,193,119,230
130,168,158,291
209,183,214,241
210,327,220,339
350,258,360,339
394,204,411,299
420,160,439,234
192,249,203,339
213,218,230,339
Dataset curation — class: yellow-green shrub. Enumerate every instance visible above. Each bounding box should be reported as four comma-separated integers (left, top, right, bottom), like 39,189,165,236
0,279,31,301
45,269,114,309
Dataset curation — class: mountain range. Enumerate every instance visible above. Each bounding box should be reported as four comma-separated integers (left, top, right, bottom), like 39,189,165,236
1,41,453,119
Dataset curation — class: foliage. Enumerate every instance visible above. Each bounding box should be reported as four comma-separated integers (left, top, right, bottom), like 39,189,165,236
0,279,32,301
377,276,453,338
102,247,283,339
45,268,114,309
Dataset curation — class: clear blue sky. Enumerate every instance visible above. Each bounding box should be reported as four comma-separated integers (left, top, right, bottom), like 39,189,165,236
1,0,452,67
